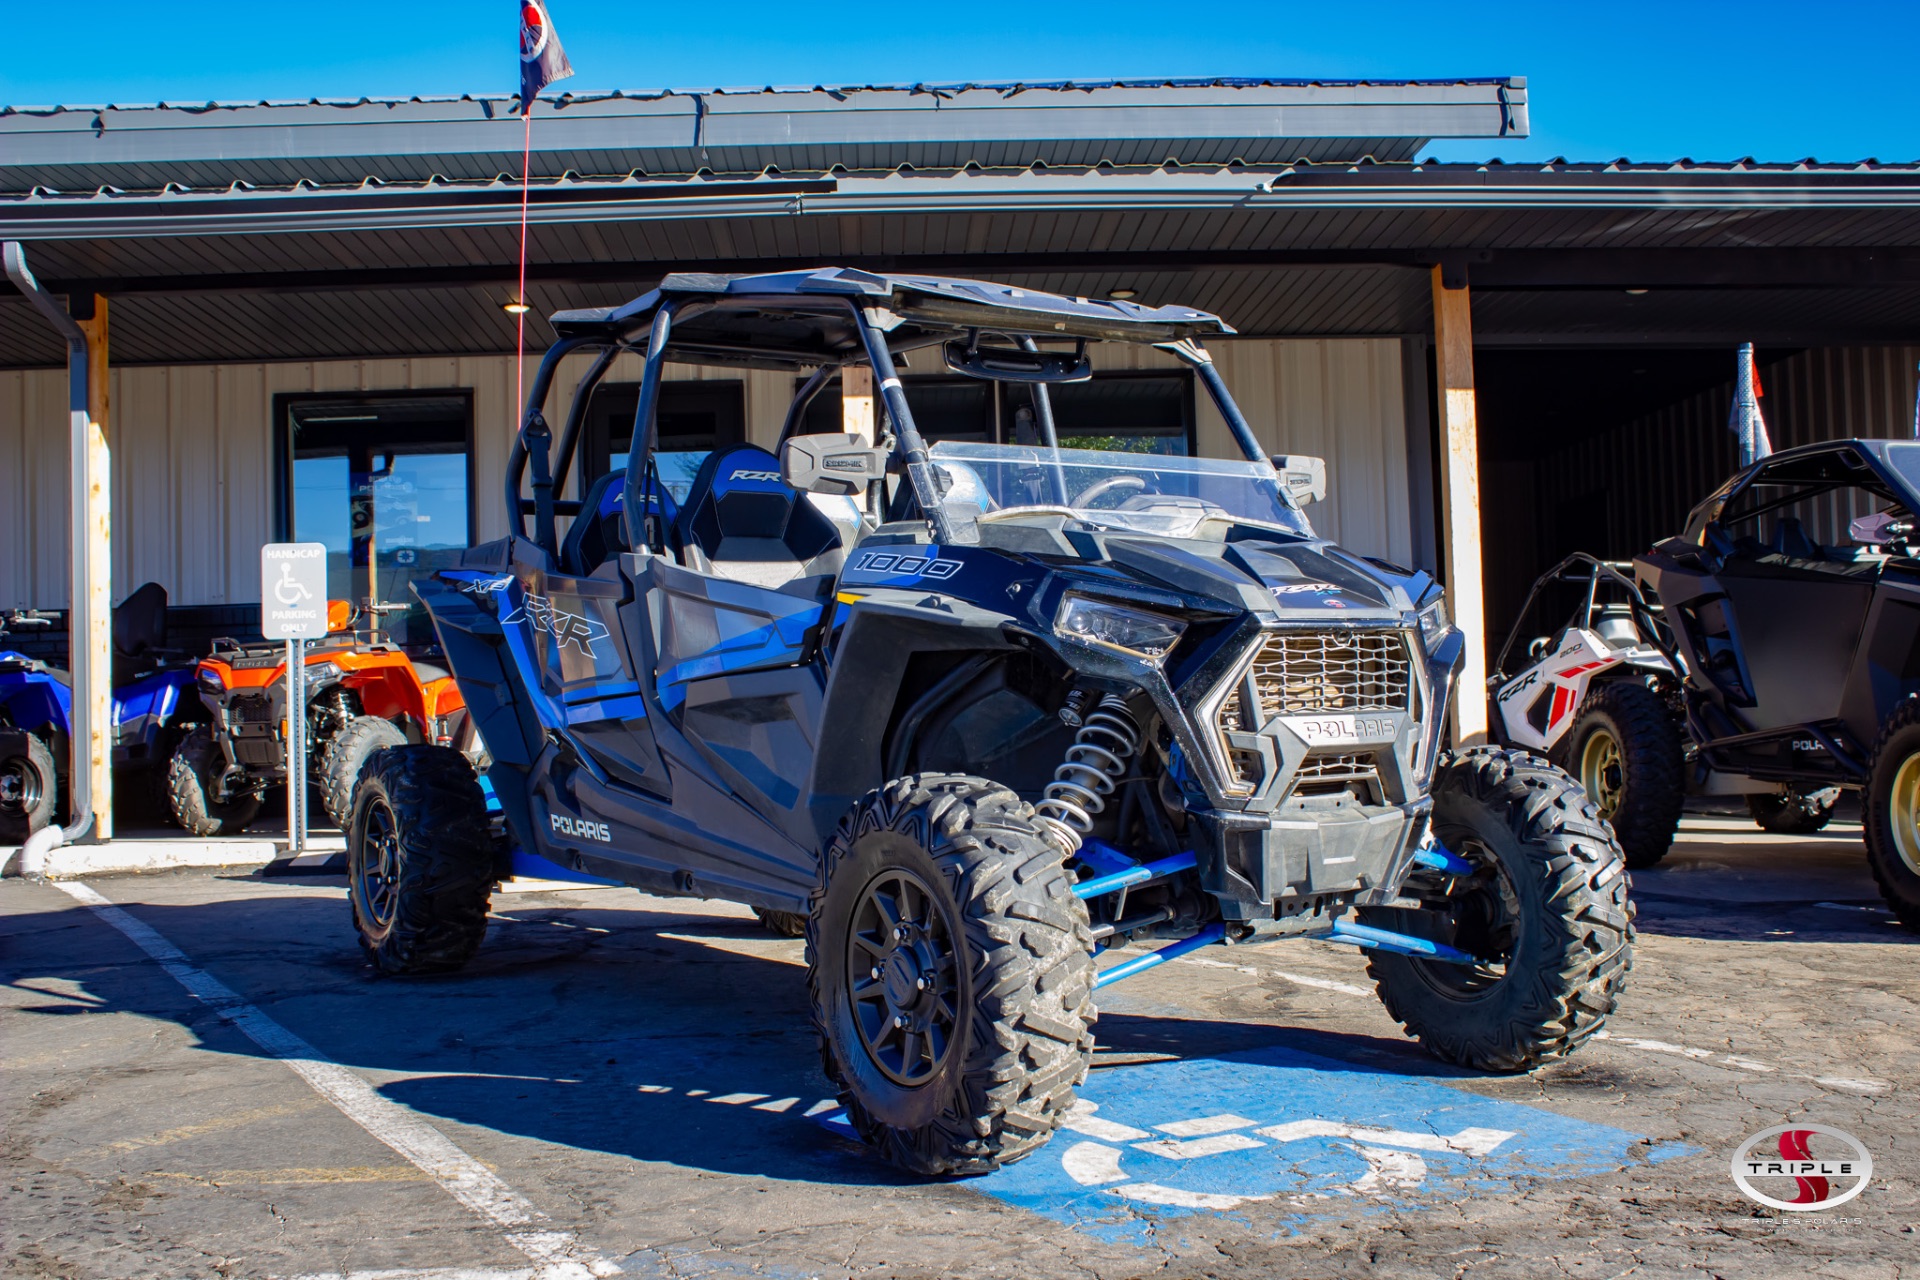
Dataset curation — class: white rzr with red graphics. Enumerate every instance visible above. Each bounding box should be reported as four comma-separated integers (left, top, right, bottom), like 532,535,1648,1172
1494,621,1676,755
1488,556,1691,870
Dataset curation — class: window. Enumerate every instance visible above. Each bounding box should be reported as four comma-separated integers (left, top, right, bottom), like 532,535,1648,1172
797,371,1193,453
276,393,473,649
580,380,746,486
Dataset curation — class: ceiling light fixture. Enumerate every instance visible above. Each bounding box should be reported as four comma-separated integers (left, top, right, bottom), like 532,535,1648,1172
503,301,531,314
1109,288,1137,300
1625,288,1649,296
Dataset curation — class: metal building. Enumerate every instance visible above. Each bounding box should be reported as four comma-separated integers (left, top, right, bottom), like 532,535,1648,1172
3,77,1918,838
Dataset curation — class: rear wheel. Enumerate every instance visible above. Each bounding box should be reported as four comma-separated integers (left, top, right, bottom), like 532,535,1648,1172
321,717,408,830
1552,680,1684,870
1861,700,1920,931
1747,790,1837,835
348,745,496,973
1364,747,1635,1071
808,773,1095,1175
0,732,57,842
165,726,262,836
752,906,809,937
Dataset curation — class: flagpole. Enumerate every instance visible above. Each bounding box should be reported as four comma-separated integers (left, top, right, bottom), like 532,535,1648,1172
515,103,533,433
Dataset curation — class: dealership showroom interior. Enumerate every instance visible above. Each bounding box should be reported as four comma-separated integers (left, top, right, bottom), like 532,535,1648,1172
1,3,1915,1278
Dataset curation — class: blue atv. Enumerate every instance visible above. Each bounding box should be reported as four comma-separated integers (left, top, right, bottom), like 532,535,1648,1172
348,270,1633,1175
0,582,204,840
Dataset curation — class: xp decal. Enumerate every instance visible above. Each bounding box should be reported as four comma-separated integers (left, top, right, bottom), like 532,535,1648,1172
1730,1124,1872,1211
503,594,610,657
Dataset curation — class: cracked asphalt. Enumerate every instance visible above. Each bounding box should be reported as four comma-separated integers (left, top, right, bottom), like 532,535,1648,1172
2,811,1914,1280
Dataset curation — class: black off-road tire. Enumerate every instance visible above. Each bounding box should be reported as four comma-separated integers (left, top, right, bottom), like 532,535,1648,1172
348,745,496,974
1861,699,1920,931
1550,680,1684,870
753,906,809,937
1747,790,1837,835
808,773,1096,1176
321,717,408,830
0,731,58,842
165,726,262,836
1365,746,1635,1072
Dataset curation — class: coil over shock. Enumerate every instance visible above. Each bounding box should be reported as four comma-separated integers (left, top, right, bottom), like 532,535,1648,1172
1035,693,1142,857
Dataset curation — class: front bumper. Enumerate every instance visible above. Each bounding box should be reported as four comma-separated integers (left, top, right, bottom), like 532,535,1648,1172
1191,793,1431,922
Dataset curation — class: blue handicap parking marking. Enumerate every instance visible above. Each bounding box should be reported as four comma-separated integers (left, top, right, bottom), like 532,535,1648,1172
974,1042,1669,1245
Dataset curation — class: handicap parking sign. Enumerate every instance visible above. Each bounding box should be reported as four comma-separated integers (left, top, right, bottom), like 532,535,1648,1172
260,542,330,640
973,1042,1679,1245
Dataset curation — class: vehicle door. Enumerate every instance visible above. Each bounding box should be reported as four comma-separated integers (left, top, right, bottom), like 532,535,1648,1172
502,539,666,796
1702,471,1885,733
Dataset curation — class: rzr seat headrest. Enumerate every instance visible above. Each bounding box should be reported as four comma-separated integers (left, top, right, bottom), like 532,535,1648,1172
670,445,842,573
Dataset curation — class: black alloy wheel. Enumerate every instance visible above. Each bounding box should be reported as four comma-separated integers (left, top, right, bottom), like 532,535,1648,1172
846,868,961,1087
352,793,402,936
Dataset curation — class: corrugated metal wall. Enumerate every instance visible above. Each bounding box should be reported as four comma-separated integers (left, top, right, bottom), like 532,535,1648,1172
1535,344,1920,562
0,337,1414,608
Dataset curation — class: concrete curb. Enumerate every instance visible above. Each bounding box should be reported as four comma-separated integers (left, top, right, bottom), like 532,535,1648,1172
1,837,330,879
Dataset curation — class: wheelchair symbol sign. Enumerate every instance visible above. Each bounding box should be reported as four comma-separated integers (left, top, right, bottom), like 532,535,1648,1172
260,543,330,639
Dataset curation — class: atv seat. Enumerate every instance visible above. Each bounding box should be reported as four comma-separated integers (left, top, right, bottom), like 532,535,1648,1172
560,469,630,578
112,581,169,682
669,444,846,589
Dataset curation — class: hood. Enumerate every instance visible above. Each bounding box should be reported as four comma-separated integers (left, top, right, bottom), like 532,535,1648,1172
1086,533,1420,625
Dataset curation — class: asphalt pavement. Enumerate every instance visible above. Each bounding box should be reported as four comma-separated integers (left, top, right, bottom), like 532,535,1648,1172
2,814,1913,1280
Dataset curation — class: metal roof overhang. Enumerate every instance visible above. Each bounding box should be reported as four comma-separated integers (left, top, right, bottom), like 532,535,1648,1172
4,161,1920,367
0,79,1526,192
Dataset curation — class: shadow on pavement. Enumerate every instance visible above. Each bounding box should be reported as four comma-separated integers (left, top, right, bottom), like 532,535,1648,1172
1,884,1477,1188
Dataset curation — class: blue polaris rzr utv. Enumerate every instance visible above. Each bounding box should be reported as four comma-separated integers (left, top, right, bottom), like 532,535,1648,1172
349,269,1633,1175
0,582,204,840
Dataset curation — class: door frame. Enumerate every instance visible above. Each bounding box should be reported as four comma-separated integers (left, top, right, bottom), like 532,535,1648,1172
271,389,478,545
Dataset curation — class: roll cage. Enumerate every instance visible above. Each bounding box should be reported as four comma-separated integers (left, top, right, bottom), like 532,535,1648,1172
501,268,1267,559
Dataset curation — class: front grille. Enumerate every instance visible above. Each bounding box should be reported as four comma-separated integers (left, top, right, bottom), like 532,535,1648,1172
1220,629,1412,727
1216,628,1414,793
1292,752,1381,797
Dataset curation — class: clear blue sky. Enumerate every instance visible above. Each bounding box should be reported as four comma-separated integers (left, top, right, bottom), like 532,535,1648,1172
6,1,1917,163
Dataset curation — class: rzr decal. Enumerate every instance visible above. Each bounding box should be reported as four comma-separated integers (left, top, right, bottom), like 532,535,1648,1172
1272,581,1341,595
504,594,610,657
729,470,783,483
452,575,513,596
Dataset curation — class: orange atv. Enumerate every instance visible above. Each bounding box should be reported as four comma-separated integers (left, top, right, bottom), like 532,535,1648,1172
167,601,470,835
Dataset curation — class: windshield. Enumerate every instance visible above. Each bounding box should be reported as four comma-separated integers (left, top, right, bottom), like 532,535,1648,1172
928,441,1311,539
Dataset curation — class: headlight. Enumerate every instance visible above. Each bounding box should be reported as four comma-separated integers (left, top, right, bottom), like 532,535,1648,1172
1416,596,1451,648
1054,593,1187,664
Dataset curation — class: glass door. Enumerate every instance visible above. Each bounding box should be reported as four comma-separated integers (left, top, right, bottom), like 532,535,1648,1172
280,394,473,649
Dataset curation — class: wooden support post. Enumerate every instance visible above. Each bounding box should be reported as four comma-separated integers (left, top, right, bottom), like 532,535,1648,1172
841,364,875,441
1430,267,1488,745
73,295,113,838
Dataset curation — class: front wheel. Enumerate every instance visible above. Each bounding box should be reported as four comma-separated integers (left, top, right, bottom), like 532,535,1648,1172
1861,700,1920,931
348,745,497,973
321,717,408,830
0,731,58,842
808,773,1095,1176
1551,680,1684,869
165,727,262,836
1364,747,1635,1071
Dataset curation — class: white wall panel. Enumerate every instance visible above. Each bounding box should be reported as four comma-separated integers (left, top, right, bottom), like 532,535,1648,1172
0,338,1412,607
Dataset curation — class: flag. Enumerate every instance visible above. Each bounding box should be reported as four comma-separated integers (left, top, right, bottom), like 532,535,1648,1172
1728,342,1772,466
519,1,574,114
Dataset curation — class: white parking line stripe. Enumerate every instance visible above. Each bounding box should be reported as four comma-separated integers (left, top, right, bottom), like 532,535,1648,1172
1590,1030,1891,1094
56,882,619,1280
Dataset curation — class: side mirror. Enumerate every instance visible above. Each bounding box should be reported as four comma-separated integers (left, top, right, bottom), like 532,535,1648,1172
781,434,888,496
1271,455,1327,506
1849,511,1913,547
